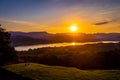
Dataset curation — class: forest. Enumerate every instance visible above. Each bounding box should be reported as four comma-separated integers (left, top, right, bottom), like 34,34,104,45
18,43,120,69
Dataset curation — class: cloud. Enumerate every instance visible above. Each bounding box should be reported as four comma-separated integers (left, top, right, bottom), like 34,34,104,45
10,20,39,27
0,18,46,27
99,7,120,15
94,20,112,25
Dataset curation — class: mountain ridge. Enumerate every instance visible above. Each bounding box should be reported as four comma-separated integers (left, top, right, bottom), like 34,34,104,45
10,32,120,46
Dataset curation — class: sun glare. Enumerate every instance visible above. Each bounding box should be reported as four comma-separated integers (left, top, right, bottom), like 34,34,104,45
72,42,76,46
70,25,77,32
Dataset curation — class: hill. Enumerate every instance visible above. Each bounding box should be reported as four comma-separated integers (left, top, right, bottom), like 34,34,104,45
10,32,120,46
11,35,51,46
3,63,120,80
0,68,33,80
10,32,52,39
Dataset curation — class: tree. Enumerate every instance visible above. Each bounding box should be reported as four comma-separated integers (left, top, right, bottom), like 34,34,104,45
0,25,17,66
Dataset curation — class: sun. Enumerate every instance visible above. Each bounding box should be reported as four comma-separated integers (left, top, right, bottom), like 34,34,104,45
70,25,77,32
72,42,76,46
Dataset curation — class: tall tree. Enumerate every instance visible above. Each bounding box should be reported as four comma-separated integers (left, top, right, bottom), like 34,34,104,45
0,24,17,66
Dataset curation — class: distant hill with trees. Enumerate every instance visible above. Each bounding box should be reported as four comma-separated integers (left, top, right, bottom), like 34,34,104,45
10,32,120,46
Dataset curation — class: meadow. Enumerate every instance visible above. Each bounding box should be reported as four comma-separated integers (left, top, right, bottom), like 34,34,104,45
3,63,120,80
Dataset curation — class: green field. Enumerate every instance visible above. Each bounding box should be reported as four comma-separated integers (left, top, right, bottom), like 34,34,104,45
3,63,120,80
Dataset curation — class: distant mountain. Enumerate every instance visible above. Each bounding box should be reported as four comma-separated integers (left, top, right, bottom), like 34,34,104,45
10,31,53,39
11,35,51,46
94,33,120,41
9,32,120,46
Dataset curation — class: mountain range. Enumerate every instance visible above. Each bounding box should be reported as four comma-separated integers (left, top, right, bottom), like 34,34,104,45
10,32,120,46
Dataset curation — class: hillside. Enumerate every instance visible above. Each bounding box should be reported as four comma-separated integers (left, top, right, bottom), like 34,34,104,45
0,68,33,80
11,35,51,46
3,63,120,80
10,32,120,46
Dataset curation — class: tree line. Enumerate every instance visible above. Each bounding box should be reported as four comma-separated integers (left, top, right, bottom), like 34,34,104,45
18,43,120,69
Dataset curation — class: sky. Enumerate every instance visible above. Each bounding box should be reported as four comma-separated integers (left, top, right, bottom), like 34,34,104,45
0,0,120,33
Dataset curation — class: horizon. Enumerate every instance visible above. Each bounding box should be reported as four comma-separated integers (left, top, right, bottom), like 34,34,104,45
9,31,120,34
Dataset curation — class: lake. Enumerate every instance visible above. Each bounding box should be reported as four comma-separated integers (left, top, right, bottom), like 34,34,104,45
15,41,119,51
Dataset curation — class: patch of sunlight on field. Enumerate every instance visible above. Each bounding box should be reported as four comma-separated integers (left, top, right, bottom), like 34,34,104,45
3,63,120,80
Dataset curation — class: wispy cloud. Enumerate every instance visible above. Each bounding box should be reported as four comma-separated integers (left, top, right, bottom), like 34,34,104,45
0,18,46,27
99,7,120,15
94,20,112,25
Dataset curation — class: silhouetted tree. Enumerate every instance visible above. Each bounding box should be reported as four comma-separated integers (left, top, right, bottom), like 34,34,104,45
0,25,17,66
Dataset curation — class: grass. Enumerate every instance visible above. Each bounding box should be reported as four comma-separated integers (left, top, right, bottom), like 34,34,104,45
3,63,120,80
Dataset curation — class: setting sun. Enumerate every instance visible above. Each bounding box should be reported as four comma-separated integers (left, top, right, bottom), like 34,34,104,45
72,42,76,46
70,25,77,32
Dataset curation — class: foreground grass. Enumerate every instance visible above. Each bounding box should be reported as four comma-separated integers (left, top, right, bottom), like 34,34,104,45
3,63,120,80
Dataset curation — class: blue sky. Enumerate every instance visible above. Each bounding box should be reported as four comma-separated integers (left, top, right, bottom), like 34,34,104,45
0,0,120,33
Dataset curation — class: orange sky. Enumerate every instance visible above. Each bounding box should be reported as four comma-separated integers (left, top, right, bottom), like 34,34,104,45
0,0,120,33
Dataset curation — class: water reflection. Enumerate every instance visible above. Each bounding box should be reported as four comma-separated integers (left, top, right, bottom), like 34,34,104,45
15,41,119,51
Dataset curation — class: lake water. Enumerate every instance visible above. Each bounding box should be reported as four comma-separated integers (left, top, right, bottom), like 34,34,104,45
15,41,119,51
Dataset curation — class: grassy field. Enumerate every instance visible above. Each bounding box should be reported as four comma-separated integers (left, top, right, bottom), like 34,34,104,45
3,63,120,80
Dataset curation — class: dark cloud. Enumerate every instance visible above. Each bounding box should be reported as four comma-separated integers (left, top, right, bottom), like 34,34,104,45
94,21,112,25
